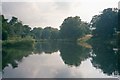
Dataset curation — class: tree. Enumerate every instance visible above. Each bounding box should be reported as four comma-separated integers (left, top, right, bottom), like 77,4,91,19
118,9,120,31
2,30,8,40
22,25,31,37
9,17,18,25
60,16,90,40
91,8,118,39
41,27,52,39
8,17,18,36
1,15,32,39
1,15,8,40
50,28,59,39
14,21,23,36
91,41,118,75
31,27,42,40
118,9,120,50
0,15,1,40
41,27,59,40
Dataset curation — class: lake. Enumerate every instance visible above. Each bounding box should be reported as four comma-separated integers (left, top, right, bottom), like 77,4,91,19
1,41,120,78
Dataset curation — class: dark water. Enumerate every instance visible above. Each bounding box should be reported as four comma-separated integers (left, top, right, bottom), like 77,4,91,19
2,41,120,78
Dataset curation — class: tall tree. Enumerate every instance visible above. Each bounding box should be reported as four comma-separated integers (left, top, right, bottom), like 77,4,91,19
1,15,8,40
91,8,118,39
60,16,90,40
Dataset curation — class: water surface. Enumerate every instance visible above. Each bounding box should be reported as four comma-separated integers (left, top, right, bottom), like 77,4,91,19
2,41,119,78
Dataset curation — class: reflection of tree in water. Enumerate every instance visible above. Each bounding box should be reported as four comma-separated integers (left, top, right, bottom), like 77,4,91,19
2,41,59,70
3,41,91,70
59,42,91,67
4,40,119,77
2,48,33,69
91,42,119,75
34,41,59,54
35,41,92,67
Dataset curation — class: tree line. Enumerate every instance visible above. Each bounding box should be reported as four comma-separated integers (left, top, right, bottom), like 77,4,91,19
1,8,119,42
1,15,90,41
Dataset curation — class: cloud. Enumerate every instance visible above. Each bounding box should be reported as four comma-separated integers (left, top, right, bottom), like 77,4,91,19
54,2,71,10
2,2,73,28
119,1,120,9
2,0,119,29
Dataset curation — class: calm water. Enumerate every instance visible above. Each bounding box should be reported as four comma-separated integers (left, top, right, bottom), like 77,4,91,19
2,41,120,78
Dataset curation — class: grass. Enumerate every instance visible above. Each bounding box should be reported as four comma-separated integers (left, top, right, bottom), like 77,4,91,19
76,35,93,48
77,34,93,43
77,42,92,49
2,37,35,49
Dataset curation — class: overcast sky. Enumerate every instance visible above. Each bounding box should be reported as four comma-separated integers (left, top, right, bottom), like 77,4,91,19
2,0,119,29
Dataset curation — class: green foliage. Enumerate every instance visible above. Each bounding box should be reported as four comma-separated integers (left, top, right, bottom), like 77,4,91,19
91,41,118,75
59,42,91,67
31,27,59,40
0,15,2,40
2,47,33,69
118,33,120,50
31,27,43,40
9,16,18,25
41,27,51,39
1,15,8,40
2,30,8,40
34,41,59,54
1,15,32,40
41,27,59,40
60,16,90,40
1,15,90,41
50,28,60,39
91,8,118,39
118,10,120,31
118,10,120,50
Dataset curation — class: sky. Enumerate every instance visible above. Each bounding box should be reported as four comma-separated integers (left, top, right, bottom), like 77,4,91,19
1,0,119,29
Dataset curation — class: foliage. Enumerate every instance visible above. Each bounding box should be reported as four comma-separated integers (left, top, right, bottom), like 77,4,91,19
118,33,120,51
59,42,91,67
0,15,2,40
91,8,118,39
1,15,32,40
1,15,8,40
34,41,59,54
118,10,120,31
60,16,90,40
31,27,59,40
118,10,120,50
91,41,118,75
31,27,43,40
2,47,33,69
1,15,91,41
2,30,8,40
41,27,59,40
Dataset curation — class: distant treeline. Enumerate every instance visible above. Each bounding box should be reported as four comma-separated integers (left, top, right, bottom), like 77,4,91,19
1,8,119,42
1,15,90,41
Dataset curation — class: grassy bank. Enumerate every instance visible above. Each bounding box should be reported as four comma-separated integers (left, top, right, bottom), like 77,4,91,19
2,37,35,49
77,35,92,48
77,35,92,43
